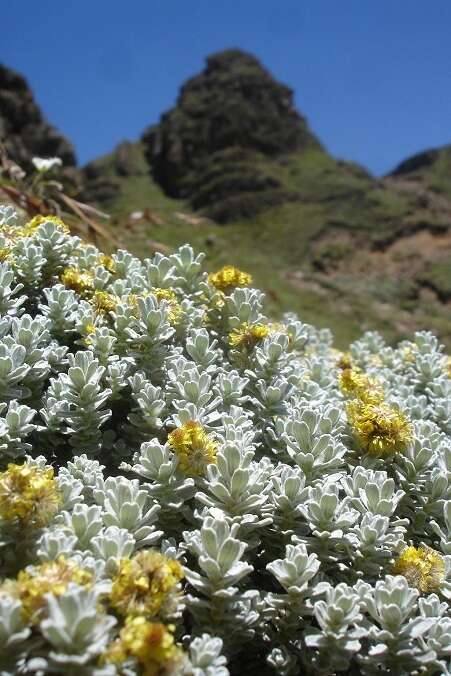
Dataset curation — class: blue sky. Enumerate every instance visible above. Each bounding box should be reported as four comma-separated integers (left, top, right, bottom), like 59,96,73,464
3,1,450,175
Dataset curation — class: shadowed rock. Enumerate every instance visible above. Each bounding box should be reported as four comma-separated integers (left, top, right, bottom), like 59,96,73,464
0,63,76,170
143,49,320,221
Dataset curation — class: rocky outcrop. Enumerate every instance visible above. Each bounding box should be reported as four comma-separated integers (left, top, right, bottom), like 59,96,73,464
80,141,147,205
143,49,320,221
0,64,76,170
390,147,443,176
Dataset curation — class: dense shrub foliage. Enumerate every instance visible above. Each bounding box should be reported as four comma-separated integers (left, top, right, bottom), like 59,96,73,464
0,205,450,675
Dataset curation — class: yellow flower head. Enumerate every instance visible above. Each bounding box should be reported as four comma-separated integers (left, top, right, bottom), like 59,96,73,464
0,463,61,528
392,546,445,593
60,267,94,296
339,368,368,395
12,556,92,622
20,215,70,238
150,288,177,304
126,293,140,309
336,352,353,371
81,322,97,346
208,265,252,293
336,352,385,403
339,368,384,403
110,550,184,618
347,400,413,456
168,421,217,476
0,247,11,261
91,290,118,315
97,254,116,273
150,288,183,326
229,322,271,350
104,617,184,676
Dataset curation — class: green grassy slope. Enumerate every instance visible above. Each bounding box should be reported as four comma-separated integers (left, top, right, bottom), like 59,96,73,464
391,145,451,198
86,142,451,350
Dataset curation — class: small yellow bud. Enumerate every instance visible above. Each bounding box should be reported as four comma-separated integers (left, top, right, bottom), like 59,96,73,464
229,323,271,349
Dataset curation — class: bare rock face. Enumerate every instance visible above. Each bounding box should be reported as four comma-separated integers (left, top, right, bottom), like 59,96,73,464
0,64,76,169
143,49,320,221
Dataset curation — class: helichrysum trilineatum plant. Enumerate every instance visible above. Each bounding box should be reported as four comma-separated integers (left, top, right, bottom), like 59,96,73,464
0,203,450,675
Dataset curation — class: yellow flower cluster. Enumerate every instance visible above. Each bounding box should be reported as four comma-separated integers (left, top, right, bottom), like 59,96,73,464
61,264,116,327
0,247,11,261
0,463,61,528
208,265,252,293
336,352,353,370
347,399,413,457
104,617,184,676
105,549,186,672
392,545,445,593
338,353,413,456
339,369,384,403
91,290,118,314
60,266,95,296
0,556,93,623
150,288,183,326
110,550,184,618
337,353,384,402
229,322,271,349
0,215,70,262
0,545,186,674
97,254,116,273
20,214,70,238
168,421,217,476
81,322,97,346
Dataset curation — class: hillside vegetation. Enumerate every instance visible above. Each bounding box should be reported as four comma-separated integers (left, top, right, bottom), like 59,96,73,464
84,138,451,348
1,52,450,348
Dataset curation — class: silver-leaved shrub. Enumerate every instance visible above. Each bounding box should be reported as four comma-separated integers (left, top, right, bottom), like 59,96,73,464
0,205,450,675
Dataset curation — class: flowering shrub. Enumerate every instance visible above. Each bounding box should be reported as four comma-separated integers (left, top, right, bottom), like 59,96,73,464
0,203,450,675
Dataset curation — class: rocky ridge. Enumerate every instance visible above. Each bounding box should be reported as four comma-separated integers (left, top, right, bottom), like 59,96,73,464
143,49,321,221
0,64,76,170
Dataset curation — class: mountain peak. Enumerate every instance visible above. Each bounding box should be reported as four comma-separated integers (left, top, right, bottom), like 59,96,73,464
143,49,320,219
